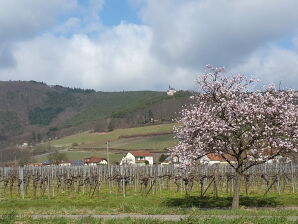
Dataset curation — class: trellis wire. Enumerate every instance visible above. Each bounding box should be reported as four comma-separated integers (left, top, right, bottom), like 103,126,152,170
0,163,297,199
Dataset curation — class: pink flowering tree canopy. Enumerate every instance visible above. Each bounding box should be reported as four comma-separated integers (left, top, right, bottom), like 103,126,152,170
171,65,298,208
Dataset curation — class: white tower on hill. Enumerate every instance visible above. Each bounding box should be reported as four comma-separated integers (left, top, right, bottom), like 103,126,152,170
167,85,176,96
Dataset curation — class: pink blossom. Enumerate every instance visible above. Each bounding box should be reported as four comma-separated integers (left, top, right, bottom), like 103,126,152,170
171,65,298,173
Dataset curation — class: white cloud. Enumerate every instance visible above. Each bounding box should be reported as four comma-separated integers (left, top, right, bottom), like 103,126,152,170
232,43,298,90
138,0,298,69
0,23,194,91
0,0,76,41
52,0,106,36
1,0,298,90
0,0,76,67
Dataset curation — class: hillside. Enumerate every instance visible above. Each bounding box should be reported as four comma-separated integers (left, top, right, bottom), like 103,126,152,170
0,81,190,162
52,123,176,150
32,123,177,164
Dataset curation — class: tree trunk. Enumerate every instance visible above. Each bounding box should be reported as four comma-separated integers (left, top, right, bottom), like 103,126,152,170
232,172,242,209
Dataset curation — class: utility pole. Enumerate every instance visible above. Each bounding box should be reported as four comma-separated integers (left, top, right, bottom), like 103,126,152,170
106,141,110,166
106,141,112,194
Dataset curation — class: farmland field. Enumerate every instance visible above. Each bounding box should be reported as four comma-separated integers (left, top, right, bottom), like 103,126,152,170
1,164,298,223
110,134,176,151
51,123,176,148
34,151,123,164
35,124,177,163
1,190,298,215
0,192,298,223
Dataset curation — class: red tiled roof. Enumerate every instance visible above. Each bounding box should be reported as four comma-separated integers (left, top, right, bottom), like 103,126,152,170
262,147,279,156
84,156,106,163
207,153,236,162
130,151,152,157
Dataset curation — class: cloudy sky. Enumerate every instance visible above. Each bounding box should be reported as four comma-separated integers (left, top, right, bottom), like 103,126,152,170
0,0,298,91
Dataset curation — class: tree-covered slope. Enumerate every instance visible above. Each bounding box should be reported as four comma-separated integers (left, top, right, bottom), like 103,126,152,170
0,81,190,149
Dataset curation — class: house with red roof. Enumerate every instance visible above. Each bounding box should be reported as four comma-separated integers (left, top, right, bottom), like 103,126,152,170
84,156,107,166
120,151,153,165
199,153,236,165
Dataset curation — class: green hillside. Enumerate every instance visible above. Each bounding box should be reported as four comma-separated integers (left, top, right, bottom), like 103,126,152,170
106,134,175,151
65,91,168,126
52,123,176,150
0,81,189,162
34,123,178,164
35,151,123,164
0,80,189,142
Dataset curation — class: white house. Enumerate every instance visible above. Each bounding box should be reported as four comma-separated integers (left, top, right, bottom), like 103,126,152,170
199,153,236,165
161,155,179,165
18,142,29,150
120,151,153,165
265,155,292,164
58,160,71,166
84,156,108,166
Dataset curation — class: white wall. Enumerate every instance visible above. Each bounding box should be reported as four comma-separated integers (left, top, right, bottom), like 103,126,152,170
120,153,154,165
99,160,108,164
120,152,135,165
145,156,153,165
199,155,220,165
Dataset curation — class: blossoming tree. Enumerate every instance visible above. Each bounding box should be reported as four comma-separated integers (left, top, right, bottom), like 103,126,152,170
171,65,298,209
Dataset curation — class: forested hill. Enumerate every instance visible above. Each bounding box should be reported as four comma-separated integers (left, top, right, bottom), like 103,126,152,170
0,81,191,147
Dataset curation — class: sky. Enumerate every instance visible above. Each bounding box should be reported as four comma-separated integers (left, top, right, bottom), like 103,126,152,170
0,0,298,91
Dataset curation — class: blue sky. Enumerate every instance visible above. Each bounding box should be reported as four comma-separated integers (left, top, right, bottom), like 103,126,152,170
0,0,298,91
100,0,140,26
75,0,140,26
278,35,295,50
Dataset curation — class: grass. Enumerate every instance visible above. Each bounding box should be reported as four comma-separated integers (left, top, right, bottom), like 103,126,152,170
51,123,175,148
1,213,295,224
95,134,177,152
1,191,298,223
0,191,298,216
165,195,281,208
35,123,176,163
35,151,123,163
0,215,295,224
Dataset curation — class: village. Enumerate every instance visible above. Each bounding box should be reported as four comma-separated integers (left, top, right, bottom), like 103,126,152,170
26,151,176,167
25,150,291,167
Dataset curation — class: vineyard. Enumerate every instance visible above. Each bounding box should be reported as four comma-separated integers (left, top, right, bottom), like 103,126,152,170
0,164,297,201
